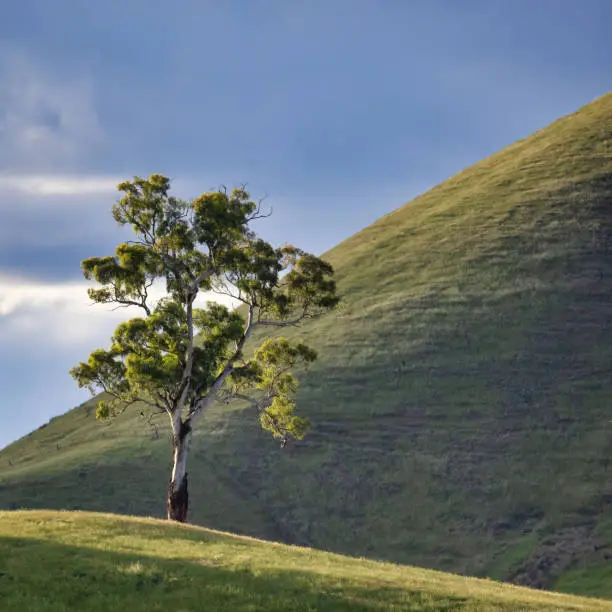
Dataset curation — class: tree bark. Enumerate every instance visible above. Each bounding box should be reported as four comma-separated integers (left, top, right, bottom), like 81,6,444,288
167,421,191,522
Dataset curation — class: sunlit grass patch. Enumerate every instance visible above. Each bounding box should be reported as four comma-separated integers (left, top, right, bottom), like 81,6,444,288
0,511,611,611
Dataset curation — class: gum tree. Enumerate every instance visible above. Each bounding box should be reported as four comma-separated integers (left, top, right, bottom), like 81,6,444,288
70,174,339,522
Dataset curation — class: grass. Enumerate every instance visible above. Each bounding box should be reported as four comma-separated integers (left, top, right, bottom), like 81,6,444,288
1,510,611,611
2,93,612,595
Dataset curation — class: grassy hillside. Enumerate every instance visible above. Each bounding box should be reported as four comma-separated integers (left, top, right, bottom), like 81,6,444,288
3,93,612,595
1,510,610,611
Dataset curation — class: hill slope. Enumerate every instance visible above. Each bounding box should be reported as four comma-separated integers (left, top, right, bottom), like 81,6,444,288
3,93,612,594
1,510,610,611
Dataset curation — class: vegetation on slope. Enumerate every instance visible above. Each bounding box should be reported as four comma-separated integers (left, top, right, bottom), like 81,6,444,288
1,510,610,611
2,93,612,593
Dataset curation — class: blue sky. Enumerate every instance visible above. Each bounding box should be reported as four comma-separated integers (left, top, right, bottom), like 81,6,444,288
0,0,610,449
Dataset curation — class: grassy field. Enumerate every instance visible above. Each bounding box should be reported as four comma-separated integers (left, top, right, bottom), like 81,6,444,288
1,510,610,611
2,93,612,595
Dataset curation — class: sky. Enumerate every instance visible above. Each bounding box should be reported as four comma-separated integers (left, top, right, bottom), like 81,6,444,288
0,0,610,449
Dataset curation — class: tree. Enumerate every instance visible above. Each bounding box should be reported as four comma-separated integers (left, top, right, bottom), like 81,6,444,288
70,174,339,522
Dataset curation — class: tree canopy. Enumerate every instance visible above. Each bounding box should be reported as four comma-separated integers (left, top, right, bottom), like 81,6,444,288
70,174,339,520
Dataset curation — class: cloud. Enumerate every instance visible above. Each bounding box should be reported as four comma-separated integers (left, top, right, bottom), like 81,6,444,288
0,276,131,348
0,173,121,264
0,49,103,171
0,174,121,198
0,189,118,267
0,275,237,349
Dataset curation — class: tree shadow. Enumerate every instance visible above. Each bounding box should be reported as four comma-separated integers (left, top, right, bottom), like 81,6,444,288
0,535,474,611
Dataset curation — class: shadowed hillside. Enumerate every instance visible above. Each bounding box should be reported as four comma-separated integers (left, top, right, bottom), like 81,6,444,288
2,93,612,595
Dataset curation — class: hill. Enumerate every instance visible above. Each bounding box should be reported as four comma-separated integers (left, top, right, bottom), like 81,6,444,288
1,510,610,611
2,93,612,596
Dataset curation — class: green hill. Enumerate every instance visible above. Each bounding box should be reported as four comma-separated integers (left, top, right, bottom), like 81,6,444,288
3,93,612,597
1,510,610,611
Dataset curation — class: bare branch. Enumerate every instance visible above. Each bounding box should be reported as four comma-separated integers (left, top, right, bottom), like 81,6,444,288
209,277,251,305
247,194,273,222
218,392,273,413
134,395,165,411
109,300,151,316
155,390,174,413
255,319,301,328
255,309,309,327
107,280,152,316
98,392,140,417
139,277,155,311
140,406,166,425
141,408,164,440
256,307,328,328
214,388,290,449
98,377,165,415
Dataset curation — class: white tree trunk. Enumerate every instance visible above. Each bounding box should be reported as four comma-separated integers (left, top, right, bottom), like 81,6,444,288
167,420,191,522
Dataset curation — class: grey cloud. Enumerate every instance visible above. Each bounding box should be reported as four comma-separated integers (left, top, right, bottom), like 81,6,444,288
0,188,129,279
0,196,121,279
0,50,104,172
0,244,100,281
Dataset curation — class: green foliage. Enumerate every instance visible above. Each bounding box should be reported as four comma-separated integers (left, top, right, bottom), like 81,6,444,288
192,188,257,254
70,174,338,446
248,338,317,439
260,396,310,441
69,348,128,397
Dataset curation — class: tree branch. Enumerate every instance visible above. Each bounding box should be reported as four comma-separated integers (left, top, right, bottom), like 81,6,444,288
210,281,250,306
187,304,255,425
175,267,216,415
247,194,273,222
255,319,300,327
139,277,155,311
109,300,151,316
109,281,152,316
255,304,330,328
219,392,273,413
217,389,290,448
190,268,215,293
140,406,167,425
96,373,166,414
256,311,307,327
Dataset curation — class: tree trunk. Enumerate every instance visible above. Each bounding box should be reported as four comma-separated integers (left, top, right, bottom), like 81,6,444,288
167,421,191,522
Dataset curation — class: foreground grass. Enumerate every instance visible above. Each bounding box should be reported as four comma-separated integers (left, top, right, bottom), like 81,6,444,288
0,511,610,612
